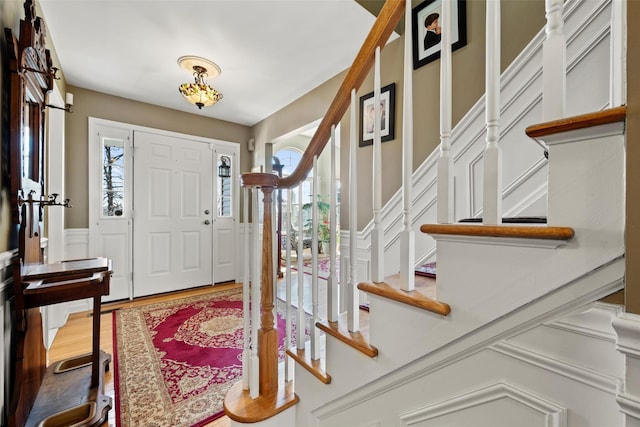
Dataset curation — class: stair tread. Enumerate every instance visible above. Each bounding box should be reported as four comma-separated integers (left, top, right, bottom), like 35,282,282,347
286,340,331,384
316,311,378,358
420,223,575,240
223,374,299,423
358,274,451,316
525,105,626,139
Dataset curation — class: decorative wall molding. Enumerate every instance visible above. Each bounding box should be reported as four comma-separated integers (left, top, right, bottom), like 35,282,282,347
491,341,620,394
613,313,640,424
428,234,570,249
613,313,640,359
64,228,89,260
545,302,623,342
617,392,640,421
399,381,567,427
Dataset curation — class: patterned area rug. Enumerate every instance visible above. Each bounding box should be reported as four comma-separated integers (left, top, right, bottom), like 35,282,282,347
113,288,298,427
415,261,436,278
291,256,340,280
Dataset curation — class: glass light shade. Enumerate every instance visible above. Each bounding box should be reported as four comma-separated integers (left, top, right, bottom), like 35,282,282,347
179,82,223,109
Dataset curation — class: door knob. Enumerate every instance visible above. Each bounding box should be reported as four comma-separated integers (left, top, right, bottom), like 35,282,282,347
204,219,211,225
204,209,210,215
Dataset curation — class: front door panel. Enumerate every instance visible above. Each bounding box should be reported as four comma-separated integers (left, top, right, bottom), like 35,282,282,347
133,131,213,297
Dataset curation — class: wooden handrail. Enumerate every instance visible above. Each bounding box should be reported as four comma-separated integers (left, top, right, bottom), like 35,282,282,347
241,0,405,190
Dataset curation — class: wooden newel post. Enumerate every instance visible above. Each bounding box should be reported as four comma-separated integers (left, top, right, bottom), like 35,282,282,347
241,172,280,397
258,184,278,396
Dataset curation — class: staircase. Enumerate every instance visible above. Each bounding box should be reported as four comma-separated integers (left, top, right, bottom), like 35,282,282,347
224,0,638,425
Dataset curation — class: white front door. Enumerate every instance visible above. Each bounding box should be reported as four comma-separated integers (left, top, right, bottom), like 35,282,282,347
132,131,214,297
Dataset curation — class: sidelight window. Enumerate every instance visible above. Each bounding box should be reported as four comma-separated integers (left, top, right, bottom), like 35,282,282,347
101,137,126,217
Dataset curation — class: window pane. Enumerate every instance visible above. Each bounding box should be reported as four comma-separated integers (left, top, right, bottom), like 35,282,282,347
102,138,125,217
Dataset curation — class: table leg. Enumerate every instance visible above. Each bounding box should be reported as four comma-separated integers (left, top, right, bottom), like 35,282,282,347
91,295,101,388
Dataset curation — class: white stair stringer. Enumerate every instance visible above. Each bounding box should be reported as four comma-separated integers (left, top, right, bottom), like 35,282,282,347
298,257,624,427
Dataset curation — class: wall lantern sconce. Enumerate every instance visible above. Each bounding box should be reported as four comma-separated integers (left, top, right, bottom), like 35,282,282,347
44,92,74,113
218,156,231,178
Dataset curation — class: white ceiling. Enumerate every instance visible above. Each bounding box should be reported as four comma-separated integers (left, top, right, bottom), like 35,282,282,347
39,0,387,127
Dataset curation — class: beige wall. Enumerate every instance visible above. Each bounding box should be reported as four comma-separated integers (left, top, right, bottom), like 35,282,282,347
273,133,336,200
64,86,252,228
252,0,545,230
250,71,346,171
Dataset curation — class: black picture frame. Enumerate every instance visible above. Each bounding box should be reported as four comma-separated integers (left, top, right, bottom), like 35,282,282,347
412,0,467,70
359,82,396,147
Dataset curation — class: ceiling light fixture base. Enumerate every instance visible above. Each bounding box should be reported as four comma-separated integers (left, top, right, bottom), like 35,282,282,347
177,56,221,79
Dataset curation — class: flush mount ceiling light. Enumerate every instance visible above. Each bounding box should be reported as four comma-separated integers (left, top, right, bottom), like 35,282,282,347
177,55,223,109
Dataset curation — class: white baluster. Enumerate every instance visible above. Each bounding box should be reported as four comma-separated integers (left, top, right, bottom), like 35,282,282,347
285,188,294,381
371,46,384,283
250,188,260,399
349,89,360,332
483,0,502,225
400,0,415,292
242,187,250,390
438,0,454,224
542,0,566,121
296,184,305,351
311,156,321,360
328,124,339,322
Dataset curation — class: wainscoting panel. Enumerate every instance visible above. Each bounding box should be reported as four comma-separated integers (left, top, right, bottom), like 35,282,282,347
64,228,90,260
399,382,567,427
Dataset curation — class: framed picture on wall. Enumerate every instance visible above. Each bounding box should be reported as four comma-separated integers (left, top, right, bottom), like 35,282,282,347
359,82,396,147
412,0,467,70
